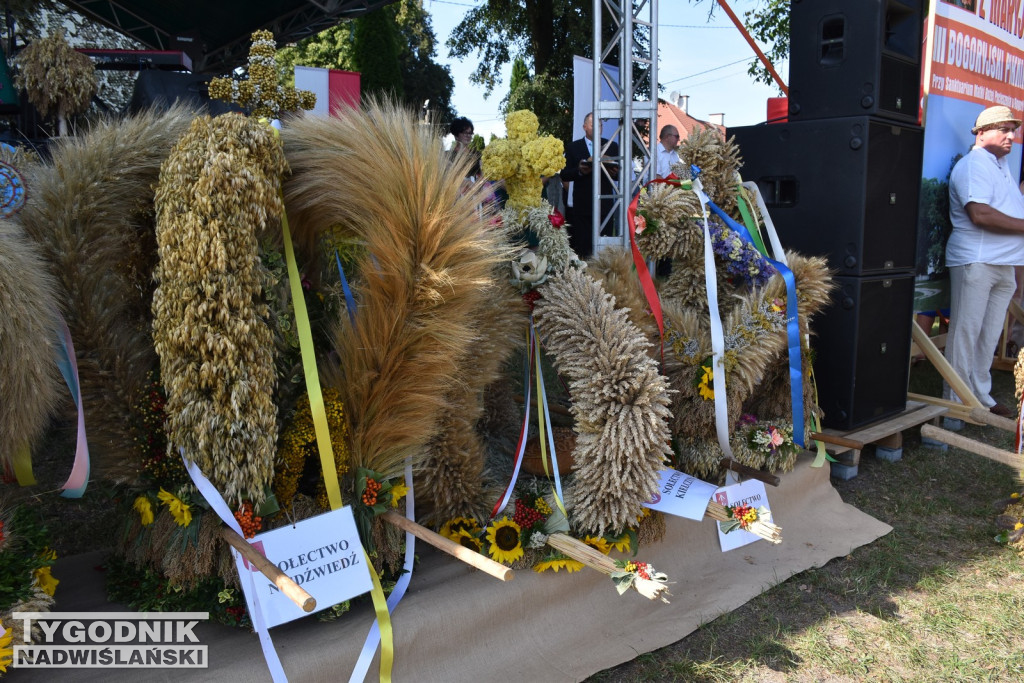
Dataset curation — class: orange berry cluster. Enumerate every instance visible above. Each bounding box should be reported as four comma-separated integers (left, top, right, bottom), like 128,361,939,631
362,478,382,506
234,502,262,539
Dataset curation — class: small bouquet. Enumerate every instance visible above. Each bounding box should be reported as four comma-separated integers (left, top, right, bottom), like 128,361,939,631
718,502,771,534
610,560,671,603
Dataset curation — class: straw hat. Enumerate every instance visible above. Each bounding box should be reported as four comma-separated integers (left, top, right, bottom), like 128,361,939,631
971,105,1022,134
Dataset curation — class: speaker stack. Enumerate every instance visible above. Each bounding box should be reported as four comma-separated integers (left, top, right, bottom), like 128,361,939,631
731,0,925,430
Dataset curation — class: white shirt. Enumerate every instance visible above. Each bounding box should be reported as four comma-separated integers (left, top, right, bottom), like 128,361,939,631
656,142,680,179
947,146,1024,267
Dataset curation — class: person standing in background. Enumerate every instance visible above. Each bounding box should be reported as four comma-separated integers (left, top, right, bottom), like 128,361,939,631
944,105,1024,421
655,125,681,179
560,112,619,258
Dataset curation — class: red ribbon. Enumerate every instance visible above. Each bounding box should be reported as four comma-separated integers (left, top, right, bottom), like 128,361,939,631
628,177,686,365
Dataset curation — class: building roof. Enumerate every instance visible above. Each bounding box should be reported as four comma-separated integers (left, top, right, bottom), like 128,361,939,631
656,98,725,141
59,0,398,74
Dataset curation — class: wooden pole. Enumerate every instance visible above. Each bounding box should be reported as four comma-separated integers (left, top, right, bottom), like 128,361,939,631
381,510,514,582
920,423,1024,469
809,432,865,450
220,527,316,612
716,0,788,95
719,458,781,487
910,323,985,409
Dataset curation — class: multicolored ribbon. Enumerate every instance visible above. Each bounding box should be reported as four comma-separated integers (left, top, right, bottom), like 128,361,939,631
532,318,568,516
55,314,89,497
490,326,534,520
694,169,805,448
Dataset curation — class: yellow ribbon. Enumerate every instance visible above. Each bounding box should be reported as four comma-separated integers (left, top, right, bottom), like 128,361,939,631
279,199,343,511
273,121,391,679
12,441,35,485
808,366,833,468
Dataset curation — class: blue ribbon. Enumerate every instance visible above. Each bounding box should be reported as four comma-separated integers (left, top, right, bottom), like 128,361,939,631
335,250,358,325
692,166,805,447
55,315,90,498
533,319,567,509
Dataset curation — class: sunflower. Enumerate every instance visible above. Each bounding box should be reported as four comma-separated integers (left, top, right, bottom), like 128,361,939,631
607,532,632,553
533,554,584,573
440,516,480,542
133,496,154,526
583,535,612,555
697,364,714,401
390,481,409,508
0,621,11,673
485,517,524,564
453,529,482,552
157,488,192,527
33,550,59,597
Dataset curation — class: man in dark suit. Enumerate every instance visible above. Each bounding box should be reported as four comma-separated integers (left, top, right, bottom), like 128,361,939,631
560,112,619,259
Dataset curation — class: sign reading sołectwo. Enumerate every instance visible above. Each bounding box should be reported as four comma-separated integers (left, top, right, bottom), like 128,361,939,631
714,479,772,552
233,505,372,628
642,468,718,521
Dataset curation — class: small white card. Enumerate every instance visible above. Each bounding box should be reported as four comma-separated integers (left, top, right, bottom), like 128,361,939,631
714,479,773,552
233,505,372,628
642,468,718,521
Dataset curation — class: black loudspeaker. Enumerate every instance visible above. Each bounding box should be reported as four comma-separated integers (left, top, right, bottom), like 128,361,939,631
788,0,923,123
814,274,915,430
731,116,923,276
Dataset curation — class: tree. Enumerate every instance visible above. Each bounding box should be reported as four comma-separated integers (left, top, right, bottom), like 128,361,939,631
447,0,596,141
353,7,404,99
276,1,454,123
448,1,652,142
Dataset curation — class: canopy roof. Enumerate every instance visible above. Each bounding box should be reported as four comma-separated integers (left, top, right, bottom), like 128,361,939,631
60,0,397,74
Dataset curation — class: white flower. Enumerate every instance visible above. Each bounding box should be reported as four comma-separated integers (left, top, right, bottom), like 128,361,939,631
511,249,549,289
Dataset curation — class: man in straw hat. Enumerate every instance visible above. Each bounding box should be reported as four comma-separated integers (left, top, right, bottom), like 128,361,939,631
944,105,1024,421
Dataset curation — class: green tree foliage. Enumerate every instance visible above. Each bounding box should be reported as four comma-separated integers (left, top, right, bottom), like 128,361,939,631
353,7,404,99
276,1,454,123
509,56,530,97
448,0,596,142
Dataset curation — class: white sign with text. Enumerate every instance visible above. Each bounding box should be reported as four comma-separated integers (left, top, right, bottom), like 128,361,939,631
233,505,372,628
642,468,718,521
714,479,772,552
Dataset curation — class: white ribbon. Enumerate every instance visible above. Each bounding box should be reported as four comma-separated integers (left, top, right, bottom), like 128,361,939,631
694,178,735,461
181,450,288,683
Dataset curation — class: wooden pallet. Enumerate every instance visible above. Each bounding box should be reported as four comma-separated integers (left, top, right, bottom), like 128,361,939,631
815,400,948,480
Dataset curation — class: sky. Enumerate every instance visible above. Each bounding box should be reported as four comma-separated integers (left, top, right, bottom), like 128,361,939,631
423,0,788,141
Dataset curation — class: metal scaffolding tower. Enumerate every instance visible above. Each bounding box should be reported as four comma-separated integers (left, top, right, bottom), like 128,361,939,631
591,0,658,254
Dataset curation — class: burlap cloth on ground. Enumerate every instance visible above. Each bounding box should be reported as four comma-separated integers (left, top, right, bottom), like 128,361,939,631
14,452,890,682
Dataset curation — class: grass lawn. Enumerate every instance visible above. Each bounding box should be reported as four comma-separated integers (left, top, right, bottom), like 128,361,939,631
589,363,1024,682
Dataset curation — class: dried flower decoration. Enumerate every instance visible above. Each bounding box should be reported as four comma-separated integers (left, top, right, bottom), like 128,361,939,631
152,113,285,506
209,30,316,119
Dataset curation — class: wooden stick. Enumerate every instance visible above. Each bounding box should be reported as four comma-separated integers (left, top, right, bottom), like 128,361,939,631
920,423,1024,470
906,393,1017,430
545,533,618,575
220,527,316,612
910,323,985,408
809,432,865,450
719,458,781,487
381,510,513,582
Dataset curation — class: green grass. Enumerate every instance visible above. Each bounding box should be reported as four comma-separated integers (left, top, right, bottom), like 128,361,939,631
589,363,1024,682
